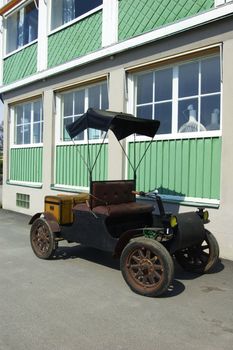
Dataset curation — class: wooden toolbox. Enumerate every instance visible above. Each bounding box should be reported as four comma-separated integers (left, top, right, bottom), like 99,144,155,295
44,196,74,225
57,193,89,205
44,193,89,225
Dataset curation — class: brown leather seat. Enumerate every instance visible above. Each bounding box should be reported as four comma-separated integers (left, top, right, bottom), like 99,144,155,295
74,180,153,218
93,202,153,217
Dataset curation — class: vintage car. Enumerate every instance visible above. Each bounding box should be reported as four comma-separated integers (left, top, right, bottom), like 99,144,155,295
29,109,219,297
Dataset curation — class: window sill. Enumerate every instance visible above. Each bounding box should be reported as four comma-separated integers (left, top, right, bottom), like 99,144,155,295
51,184,89,193
10,143,43,149
4,39,38,59
49,5,103,37
127,130,222,142
137,194,220,209
6,180,42,188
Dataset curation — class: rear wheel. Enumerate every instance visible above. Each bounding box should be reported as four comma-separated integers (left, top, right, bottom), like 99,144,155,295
175,230,219,273
120,237,174,297
30,218,57,259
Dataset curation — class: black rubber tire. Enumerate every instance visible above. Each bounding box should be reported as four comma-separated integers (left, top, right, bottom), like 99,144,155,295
175,230,219,274
30,218,57,259
120,237,174,297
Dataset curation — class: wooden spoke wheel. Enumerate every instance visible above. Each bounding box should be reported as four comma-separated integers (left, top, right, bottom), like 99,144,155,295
120,237,174,297
175,230,219,274
30,218,57,259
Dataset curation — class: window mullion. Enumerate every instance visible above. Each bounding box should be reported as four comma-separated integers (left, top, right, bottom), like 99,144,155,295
31,103,34,144
84,88,89,141
198,61,201,132
152,72,155,120
172,66,179,134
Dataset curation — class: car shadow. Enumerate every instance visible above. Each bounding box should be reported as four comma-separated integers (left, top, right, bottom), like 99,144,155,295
54,244,121,271
53,244,224,298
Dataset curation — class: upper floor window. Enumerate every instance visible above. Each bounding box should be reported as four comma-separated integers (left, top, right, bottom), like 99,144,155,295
6,1,38,55
133,55,221,136
58,81,108,142
51,0,102,30
13,99,43,145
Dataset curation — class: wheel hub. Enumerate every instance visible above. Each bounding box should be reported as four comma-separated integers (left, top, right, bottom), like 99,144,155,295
140,258,154,275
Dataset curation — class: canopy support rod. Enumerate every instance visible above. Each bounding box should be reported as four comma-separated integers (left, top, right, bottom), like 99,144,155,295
135,138,154,173
91,131,108,173
72,139,92,174
118,140,135,175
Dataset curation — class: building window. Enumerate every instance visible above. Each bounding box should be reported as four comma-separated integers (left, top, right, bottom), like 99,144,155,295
16,193,30,208
13,99,43,145
6,1,38,55
51,0,102,30
59,82,108,142
134,55,221,136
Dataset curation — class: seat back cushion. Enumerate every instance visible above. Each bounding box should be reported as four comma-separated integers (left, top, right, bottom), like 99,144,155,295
91,180,136,208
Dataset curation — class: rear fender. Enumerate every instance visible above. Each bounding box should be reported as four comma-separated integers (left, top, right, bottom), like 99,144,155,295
29,212,61,233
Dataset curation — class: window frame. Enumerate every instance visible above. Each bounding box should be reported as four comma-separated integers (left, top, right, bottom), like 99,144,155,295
49,0,103,35
55,81,109,146
127,53,222,142
4,0,38,57
10,97,43,148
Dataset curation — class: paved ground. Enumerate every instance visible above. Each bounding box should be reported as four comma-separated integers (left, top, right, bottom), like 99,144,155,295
0,209,233,350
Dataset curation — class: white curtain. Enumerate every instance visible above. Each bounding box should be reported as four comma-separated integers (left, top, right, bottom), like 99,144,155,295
63,0,76,23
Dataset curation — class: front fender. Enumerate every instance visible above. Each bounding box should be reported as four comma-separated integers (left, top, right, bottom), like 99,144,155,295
114,228,145,257
169,212,205,254
29,212,61,233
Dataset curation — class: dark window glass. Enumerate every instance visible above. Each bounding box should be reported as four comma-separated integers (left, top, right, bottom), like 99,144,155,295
16,105,23,125
33,101,41,122
178,98,199,132
63,93,73,117
137,73,153,104
24,124,31,144
74,90,85,115
63,117,73,140
75,0,102,17
16,126,23,144
101,84,108,110
136,105,153,120
88,85,100,109
33,123,41,143
201,57,220,94
179,62,199,98
201,95,220,131
155,68,172,101
155,102,172,134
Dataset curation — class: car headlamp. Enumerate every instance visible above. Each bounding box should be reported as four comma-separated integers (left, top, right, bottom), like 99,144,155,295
170,215,177,228
203,210,209,222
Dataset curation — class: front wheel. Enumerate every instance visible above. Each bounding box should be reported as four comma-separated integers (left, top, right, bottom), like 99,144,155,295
30,218,57,259
175,230,219,274
120,237,174,297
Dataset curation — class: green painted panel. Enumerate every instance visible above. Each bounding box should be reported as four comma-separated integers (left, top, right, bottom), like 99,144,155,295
56,144,108,187
3,44,37,85
128,137,222,200
118,0,214,41
10,147,43,183
48,12,102,68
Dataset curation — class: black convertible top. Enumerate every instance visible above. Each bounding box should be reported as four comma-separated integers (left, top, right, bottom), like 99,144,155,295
66,108,160,140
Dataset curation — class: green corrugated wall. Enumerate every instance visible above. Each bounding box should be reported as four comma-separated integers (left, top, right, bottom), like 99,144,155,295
48,11,102,68
56,144,108,187
128,137,221,199
3,44,37,85
10,147,43,183
118,0,214,41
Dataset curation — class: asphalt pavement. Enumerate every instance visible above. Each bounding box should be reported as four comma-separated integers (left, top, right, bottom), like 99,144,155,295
0,209,233,350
